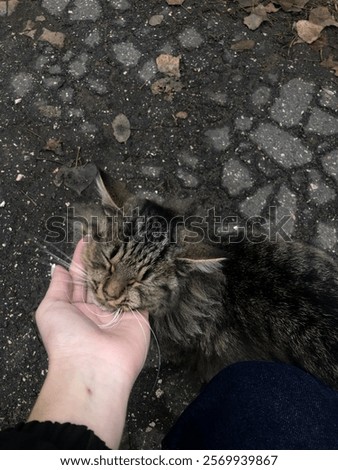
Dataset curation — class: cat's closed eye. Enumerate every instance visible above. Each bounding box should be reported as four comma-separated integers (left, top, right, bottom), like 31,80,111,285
109,246,120,259
139,268,152,282
91,261,107,270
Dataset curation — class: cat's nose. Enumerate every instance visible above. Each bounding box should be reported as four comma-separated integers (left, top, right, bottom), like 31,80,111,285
103,278,125,300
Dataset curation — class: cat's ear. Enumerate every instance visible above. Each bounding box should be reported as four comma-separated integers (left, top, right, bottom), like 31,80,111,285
176,257,226,274
96,171,131,215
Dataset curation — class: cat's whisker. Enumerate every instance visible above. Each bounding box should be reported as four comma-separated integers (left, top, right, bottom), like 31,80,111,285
98,308,123,329
91,309,119,319
31,253,71,271
43,242,87,277
41,240,74,264
31,238,87,277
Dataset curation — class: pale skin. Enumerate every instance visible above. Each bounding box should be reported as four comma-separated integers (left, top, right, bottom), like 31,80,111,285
28,238,150,449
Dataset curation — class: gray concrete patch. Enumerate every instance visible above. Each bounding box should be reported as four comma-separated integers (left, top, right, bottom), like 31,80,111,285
235,115,253,132
11,72,35,98
307,169,336,206
178,27,203,49
84,30,101,48
109,0,131,10
177,169,199,188
86,78,108,95
322,150,338,183
306,108,338,135
275,185,297,237
69,0,102,21
68,53,89,79
222,158,253,196
113,42,141,67
139,60,157,83
270,78,314,127
252,86,271,109
205,126,230,151
141,166,162,179
251,123,312,168
316,223,337,251
42,0,70,15
240,185,273,218
319,88,338,112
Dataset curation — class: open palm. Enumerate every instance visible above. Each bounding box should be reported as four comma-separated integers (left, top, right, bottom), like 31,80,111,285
35,239,150,384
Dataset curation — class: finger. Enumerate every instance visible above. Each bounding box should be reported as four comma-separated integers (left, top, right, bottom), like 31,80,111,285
44,265,73,302
70,238,88,303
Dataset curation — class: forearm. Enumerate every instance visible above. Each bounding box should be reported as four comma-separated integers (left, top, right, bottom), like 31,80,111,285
28,360,133,449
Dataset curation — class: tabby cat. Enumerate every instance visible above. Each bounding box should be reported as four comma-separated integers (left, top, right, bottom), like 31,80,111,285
82,173,338,388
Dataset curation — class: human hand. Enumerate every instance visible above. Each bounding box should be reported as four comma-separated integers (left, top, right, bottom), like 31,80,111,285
35,238,150,385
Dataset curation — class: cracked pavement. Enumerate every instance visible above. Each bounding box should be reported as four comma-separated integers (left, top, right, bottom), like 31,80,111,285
0,0,338,449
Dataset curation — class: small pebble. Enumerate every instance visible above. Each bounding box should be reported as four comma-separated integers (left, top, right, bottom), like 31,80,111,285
149,15,164,26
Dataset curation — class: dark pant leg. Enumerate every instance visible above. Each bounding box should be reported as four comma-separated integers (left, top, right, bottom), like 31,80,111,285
162,361,338,450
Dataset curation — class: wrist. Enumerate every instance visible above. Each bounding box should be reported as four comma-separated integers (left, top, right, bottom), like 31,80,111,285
28,358,133,448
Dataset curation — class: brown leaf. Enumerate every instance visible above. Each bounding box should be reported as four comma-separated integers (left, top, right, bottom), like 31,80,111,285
321,55,338,77
20,20,37,39
309,6,338,28
112,114,131,143
265,2,279,13
176,111,188,119
156,54,181,78
0,0,19,16
295,20,323,44
166,0,185,4
309,32,328,52
44,138,62,153
231,39,255,51
275,0,309,12
151,78,183,101
243,4,268,30
39,28,65,48
54,163,98,195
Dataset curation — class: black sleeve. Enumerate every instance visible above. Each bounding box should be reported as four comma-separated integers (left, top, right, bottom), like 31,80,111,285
0,421,110,450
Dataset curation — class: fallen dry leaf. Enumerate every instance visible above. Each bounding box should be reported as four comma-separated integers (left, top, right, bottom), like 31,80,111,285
309,6,338,28
0,0,19,16
54,163,98,195
296,21,324,44
39,28,65,48
156,54,181,78
20,20,37,39
112,114,131,143
176,111,188,119
295,7,338,44
275,0,309,12
151,78,183,101
265,3,279,13
166,0,185,4
231,39,255,51
243,4,268,31
321,55,338,77
44,138,62,154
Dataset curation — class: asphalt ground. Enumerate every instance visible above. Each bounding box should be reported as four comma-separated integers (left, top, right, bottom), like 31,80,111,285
0,0,337,449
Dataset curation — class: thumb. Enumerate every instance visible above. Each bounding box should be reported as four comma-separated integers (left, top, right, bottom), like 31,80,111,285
43,265,73,302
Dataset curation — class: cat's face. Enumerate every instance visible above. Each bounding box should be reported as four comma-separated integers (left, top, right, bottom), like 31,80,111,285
81,173,226,316
82,204,181,316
